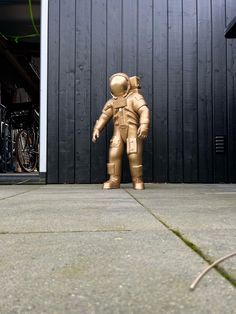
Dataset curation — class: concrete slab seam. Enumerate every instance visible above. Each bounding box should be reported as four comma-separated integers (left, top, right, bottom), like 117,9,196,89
0,187,41,202
124,188,236,290
0,229,132,236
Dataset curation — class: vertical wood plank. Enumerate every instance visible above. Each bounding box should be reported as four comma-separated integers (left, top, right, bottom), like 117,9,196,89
106,0,122,177
197,0,213,182
122,0,138,76
47,0,59,183
183,0,198,182
168,0,183,182
90,0,107,183
58,0,76,183
226,0,236,183
153,0,168,182
107,0,122,78
122,0,138,183
75,0,91,183
138,0,153,182
212,0,228,182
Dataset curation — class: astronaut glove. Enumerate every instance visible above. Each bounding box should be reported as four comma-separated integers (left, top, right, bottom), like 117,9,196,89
92,128,100,143
137,124,148,139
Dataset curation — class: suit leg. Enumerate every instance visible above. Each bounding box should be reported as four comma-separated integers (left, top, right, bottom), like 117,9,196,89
127,138,144,190
104,133,124,189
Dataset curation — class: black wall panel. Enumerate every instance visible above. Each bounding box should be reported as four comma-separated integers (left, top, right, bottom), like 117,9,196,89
153,0,168,182
226,1,236,182
138,0,153,183
90,0,107,183
58,0,76,183
75,0,91,183
197,0,213,182
47,0,236,183
47,0,59,183
74,1,91,183
122,0,138,183
212,0,228,182
168,0,183,182
183,0,198,182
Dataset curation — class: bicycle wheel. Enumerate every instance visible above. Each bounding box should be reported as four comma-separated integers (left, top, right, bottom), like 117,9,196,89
15,129,38,172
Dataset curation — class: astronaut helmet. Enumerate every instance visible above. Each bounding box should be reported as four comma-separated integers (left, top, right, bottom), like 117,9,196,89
109,73,131,98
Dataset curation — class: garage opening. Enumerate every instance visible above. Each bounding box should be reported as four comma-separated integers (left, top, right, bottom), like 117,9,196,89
0,0,42,183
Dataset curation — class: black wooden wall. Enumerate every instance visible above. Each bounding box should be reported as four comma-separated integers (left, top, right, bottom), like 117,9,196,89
47,0,236,183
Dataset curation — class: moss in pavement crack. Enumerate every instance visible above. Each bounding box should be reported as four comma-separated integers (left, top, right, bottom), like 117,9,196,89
124,189,236,288
170,227,236,288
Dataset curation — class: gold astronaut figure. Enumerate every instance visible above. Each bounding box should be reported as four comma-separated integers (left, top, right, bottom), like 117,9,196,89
92,73,150,190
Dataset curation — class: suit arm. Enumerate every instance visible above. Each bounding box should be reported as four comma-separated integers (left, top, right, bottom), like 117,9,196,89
92,101,113,143
93,101,113,132
138,105,150,129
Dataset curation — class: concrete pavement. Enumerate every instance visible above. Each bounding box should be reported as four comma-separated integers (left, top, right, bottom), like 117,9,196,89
0,184,235,313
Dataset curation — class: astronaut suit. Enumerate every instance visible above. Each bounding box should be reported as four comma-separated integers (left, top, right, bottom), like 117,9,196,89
92,73,150,190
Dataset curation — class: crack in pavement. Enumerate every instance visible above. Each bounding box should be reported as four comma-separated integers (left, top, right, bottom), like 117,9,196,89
0,229,132,236
0,187,42,202
124,188,236,289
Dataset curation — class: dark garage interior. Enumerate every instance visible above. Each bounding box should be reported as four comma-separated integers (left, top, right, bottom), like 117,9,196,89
0,0,40,182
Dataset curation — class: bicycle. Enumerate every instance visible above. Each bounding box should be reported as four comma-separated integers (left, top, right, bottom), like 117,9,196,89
15,108,39,173
0,104,14,173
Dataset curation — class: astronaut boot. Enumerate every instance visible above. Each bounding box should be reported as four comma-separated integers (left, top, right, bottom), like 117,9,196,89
131,165,144,190
103,162,121,189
